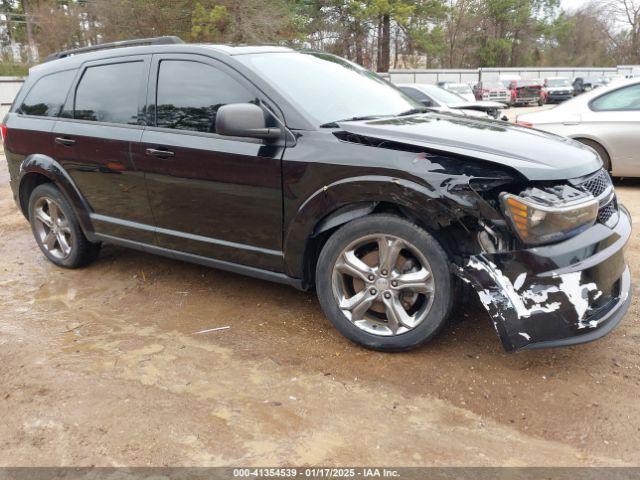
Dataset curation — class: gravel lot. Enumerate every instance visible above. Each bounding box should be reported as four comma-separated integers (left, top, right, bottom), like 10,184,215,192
1,120,639,466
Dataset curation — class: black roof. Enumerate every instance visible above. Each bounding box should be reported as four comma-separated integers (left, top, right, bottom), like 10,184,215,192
35,36,295,75
44,36,185,62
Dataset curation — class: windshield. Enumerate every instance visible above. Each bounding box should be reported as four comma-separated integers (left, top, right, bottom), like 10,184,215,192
547,78,571,87
422,85,468,104
447,84,472,94
237,52,419,126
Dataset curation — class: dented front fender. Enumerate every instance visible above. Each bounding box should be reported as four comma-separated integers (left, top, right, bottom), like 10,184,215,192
458,206,632,352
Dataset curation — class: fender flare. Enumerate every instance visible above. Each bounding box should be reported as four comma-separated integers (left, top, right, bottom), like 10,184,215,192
282,175,455,283
18,154,96,240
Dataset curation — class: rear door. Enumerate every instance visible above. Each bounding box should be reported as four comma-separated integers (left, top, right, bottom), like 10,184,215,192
136,54,284,271
52,55,155,243
4,69,77,187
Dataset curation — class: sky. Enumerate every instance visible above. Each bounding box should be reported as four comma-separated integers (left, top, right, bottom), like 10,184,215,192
560,0,591,11
560,0,629,26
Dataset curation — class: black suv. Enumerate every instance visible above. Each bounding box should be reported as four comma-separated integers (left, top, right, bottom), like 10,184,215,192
3,37,632,352
573,76,610,95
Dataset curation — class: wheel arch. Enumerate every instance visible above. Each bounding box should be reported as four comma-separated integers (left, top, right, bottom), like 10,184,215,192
283,175,455,289
18,154,96,240
569,136,612,172
18,171,51,216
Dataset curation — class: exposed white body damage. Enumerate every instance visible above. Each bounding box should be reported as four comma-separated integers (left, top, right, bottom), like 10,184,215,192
466,258,604,333
556,272,599,329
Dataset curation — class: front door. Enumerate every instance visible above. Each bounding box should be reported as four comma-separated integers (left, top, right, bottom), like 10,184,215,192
136,54,284,271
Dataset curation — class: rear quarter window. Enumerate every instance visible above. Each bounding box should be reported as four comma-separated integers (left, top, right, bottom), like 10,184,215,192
17,69,76,117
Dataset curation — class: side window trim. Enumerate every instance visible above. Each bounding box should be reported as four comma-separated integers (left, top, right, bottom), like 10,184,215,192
146,53,283,139
61,54,151,127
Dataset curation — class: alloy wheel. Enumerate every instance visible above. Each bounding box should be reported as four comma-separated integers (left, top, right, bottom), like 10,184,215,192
331,234,435,336
32,196,73,260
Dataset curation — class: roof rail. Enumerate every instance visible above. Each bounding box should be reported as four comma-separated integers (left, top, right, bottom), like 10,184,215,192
44,36,184,62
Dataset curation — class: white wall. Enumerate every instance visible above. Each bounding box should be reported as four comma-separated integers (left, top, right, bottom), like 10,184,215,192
0,77,25,118
387,66,631,85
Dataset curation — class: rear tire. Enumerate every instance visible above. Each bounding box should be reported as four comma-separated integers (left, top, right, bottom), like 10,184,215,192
315,214,453,352
28,183,101,268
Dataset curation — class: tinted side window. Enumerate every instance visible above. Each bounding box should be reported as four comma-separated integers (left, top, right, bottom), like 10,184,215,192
591,84,640,111
18,70,76,117
74,61,144,124
156,60,256,133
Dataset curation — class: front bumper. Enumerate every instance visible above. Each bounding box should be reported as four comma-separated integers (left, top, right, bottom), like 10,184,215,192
459,205,632,352
483,95,510,103
546,92,573,102
513,97,539,104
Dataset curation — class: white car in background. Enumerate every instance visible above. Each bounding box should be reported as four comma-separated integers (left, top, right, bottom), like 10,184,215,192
516,77,640,177
475,80,511,104
436,81,476,102
397,83,506,120
542,76,574,103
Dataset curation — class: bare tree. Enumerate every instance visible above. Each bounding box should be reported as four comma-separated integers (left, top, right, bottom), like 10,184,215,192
601,0,640,62
545,3,616,66
443,0,478,68
10,0,638,69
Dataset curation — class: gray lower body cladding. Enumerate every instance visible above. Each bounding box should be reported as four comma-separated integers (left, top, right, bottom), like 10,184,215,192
458,206,632,352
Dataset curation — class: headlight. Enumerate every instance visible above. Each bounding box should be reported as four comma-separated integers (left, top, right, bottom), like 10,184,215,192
501,189,598,245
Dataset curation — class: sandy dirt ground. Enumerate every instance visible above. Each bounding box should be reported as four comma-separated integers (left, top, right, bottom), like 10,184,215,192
0,142,639,467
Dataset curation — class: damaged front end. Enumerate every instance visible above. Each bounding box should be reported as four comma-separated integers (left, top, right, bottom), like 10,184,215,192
329,120,631,352
458,168,632,352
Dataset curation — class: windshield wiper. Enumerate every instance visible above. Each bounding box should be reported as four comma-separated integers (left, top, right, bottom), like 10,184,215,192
319,114,389,128
320,109,430,128
397,107,432,116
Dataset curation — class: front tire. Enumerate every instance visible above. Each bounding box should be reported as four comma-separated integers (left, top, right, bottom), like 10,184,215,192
28,183,101,268
315,214,453,352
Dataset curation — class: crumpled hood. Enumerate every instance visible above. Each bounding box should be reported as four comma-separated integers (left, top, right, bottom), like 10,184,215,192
337,113,602,181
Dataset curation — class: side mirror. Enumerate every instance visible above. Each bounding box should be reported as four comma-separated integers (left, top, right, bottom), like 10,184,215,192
215,103,281,140
421,99,434,107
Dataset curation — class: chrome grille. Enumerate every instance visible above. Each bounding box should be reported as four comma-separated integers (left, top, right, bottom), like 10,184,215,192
598,201,616,223
575,169,617,224
580,169,612,198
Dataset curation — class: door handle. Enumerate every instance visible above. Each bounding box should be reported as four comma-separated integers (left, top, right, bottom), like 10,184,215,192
145,148,175,159
54,137,76,146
